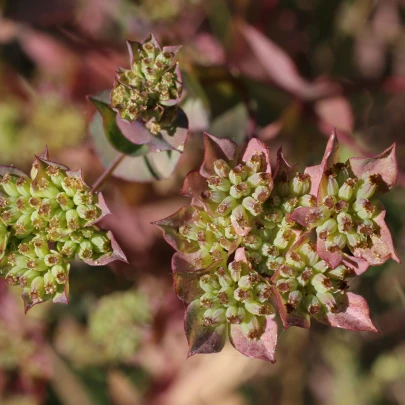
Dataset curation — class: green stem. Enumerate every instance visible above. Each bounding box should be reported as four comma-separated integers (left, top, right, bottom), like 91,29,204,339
91,153,125,193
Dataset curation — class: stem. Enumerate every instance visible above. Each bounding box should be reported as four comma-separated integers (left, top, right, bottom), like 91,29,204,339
91,153,125,193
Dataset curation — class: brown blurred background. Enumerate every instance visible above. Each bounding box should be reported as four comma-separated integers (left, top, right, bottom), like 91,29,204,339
0,0,405,404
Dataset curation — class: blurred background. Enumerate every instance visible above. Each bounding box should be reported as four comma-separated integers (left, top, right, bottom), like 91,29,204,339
0,0,405,404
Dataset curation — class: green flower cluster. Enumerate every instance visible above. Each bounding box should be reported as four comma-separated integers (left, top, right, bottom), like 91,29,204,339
309,163,380,255
110,34,182,133
273,239,353,320
198,259,274,339
0,155,117,310
89,290,151,361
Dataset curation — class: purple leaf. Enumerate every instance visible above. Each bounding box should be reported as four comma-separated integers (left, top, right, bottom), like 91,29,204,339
315,292,378,332
289,206,319,228
229,316,277,362
173,269,208,303
348,143,397,196
317,237,343,269
273,148,293,181
350,210,400,265
185,300,227,357
199,132,238,177
342,254,369,276
153,206,200,253
0,166,29,179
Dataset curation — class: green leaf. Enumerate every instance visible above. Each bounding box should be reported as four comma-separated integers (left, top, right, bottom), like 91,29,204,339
88,91,146,157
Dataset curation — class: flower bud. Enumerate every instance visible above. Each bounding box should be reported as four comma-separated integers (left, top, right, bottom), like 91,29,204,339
286,251,305,270
338,178,356,201
202,307,226,327
316,218,338,240
313,260,329,273
274,229,294,250
264,208,283,223
200,292,216,308
207,176,231,192
231,205,251,229
245,300,274,316
230,182,251,199
287,290,303,309
337,212,353,233
217,287,235,306
76,204,100,222
328,265,349,280
299,243,319,266
66,209,80,231
243,234,262,250
228,261,242,282
216,266,233,288
326,174,339,196
15,196,34,214
56,192,75,211
234,287,252,302
246,251,262,266
238,272,260,289
289,173,311,196
247,172,272,188
276,277,298,293
353,199,376,219
216,196,237,216
297,268,312,286
61,177,84,197
255,283,272,302
325,232,346,252
1,174,21,197
15,177,31,196
226,305,246,324
335,163,350,185
14,214,34,237
70,231,84,244
317,292,337,312
38,198,59,220
358,219,375,236
91,233,112,254
311,273,333,293
346,231,365,248
19,269,41,287
201,190,227,204
73,191,94,206
32,236,49,257
44,271,58,295
1,207,20,225
246,152,266,173
26,257,48,272
46,165,66,187
30,276,45,302
357,176,377,200
298,194,316,207
5,267,24,285
51,264,69,284
32,177,60,199
213,159,231,178
30,210,47,230
252,185,270,203
59,241,78,258
229,165,246,185
240,314,264,340
199,274,220,293
18,241,36,258
44,251,62,267
261,243,279,258
242,197,263,216
78,240,94,260
304,294,321,314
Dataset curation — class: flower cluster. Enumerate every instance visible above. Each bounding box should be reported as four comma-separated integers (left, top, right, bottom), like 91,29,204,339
110,34,182,134
155,132,399,362
0,149,126,312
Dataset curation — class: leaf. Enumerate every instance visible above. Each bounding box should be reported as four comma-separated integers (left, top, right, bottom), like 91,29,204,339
241,138,272,176
0,166,29,178
209,104,249,145
273,148,293,181
229,316,277,362
88,91,146,156
342,255,369,276
317,237,343,269
173,269,208,303
348,143,397,196
315,292,378,332
90,111,182,182
153,206,200,253
350,210,400,265
185,300,227,357
200,132,238,177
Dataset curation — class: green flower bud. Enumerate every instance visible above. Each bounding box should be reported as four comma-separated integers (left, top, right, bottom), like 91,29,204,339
325,232,346,252
191,211,210,229
91,233,111,254
217,287,235,306
32,235,50,257
243,234,262,250
26,257,48,272
31,177,60,199
328,265,349,280
51,264,69,284
276,277,297,293
78,240,94,261
252,185,270,203
298,194,316,207
61,176,85,197
242,197,263,216
76,204,100,222
238,272,260,289
335,163,350,185
246,251,263,266
44,251,62,267
49,209,68,230
313,260,329,273
246,152,266,173
287,290,303,310
326,174,339,196
338,178,356,201
1,174,21,197
261,243,279,258
231,205,251,229
56,192,75,211
303,294,321,314
46,165,66,187
230,182,251,199
353,199,376,219
201,189,227,204
281,197,298,214
44,270,58,295
213,159,231,178
226,305,246,324
228,261,242,282
229,164,246,185
264,208,283,223
255,283,272,302
66,209,80,231
216,266,233,288
247,172,272,188
19,269,41,287
357,176,377,200
289,173,311,196
59,241,77,258
276,176,289,197
299,242,319,266
18,241,36,258
207,176,231,192
279,264,298,278
317,292,337,312
346,231,365,248
70,231,84,244
5,267,24,285
15,195,34,214
202,307,226,327
13,254,28,269
73,191,94,206
266,256,285,273
317,218,338,240
30,210,47,230
199,274,220,293
240,314,264,340
234,287,252,302
14,214,34,237
297,267,313,286
30,276,45,302
245,300,274,316
311,273,333,293
15,177,31,196
286,251,305,270
1,207,20,225
357,219,375,236
38,198,59,220
216,196,237,216
274,228,294,250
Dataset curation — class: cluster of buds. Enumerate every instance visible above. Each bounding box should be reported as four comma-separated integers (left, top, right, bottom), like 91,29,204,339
89,290,151,362
110,34,182,134
156,132,398,362
0,149,126,311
